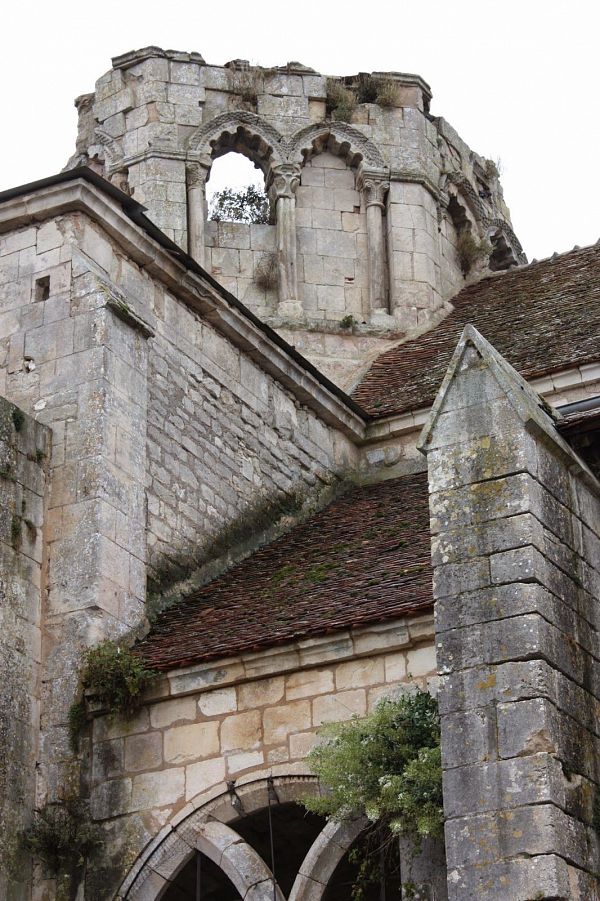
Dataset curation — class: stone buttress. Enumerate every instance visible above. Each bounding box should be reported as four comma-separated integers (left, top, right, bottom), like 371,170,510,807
419,326,600,900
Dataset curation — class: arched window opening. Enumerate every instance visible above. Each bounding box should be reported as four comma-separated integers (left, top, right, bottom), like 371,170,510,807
322,829,402,901
447,194,472,235
161,802,325,901
235,801,325,896
163,852,241,900
207,152,270,224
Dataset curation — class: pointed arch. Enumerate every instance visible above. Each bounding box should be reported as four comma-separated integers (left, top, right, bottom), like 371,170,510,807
118,775,321,900
286,122,386,170
288,816,369,901
186,111,286,177
122,819,285,901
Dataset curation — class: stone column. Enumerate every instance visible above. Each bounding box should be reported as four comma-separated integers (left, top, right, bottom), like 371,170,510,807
186,157,211,268
269,163,302,319
357,168,392,326
419,325,600,900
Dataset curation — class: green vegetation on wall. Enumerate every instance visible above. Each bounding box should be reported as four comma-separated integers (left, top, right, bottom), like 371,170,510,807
303,691,443,898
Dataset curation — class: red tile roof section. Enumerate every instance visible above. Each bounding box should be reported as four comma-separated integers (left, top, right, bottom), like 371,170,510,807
353,244,600,418
137,473,433,673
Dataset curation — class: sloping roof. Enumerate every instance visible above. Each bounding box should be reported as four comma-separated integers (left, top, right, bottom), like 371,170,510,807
353,244,600,418
137,473,432,672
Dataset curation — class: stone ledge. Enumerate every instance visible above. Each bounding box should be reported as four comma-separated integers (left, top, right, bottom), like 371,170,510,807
132,613,435,706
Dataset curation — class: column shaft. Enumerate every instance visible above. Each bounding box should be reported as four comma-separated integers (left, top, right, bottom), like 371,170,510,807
186,162,209,268
270,164,302,319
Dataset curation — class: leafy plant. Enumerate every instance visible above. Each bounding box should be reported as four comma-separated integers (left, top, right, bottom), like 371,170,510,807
456,229,491,275
326,78,357,122
340,314,358,329
355,74,380,104
68,641,157,750
254,252,278,290
355,74,399,108
209,185,269,224
303,691,443,898
79,639,157,716
374,79,400,108
22,801,102,874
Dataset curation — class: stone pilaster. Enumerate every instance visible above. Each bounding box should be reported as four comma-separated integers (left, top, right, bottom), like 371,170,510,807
419,326,600,900
357,168,391,326
0,401,49,898
269,163,302,319
186,157,211,268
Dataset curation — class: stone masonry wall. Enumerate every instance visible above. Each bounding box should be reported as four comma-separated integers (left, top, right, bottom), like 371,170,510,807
87,619,438,899
145,274,358,596
68,48,523,387
0,213,150,819
0,398,49,899
206,152,369,326
0,196,361,834
421,328,600,900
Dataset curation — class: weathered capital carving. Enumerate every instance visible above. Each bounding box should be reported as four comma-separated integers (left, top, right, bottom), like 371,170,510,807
186,158,211,189
357,167,390,209
269,164,301,201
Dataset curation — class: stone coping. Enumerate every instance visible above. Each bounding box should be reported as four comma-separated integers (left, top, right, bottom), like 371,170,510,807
109,46,432,97
87,613,435,716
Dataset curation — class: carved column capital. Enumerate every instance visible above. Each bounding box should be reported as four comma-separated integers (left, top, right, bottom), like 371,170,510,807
269,164,301,201
186,159,210,188
357,167,390,210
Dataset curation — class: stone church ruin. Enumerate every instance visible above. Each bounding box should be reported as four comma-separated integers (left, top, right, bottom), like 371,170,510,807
0,46,599,901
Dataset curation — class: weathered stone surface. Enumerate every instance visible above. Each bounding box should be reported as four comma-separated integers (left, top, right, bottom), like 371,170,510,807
423,328,600,898
0,399,49,898
164,722,220,764
65,53,521,388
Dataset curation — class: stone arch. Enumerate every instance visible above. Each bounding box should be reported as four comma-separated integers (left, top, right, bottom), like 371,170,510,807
286,122,386,170
485,219,526,267
186,111,286,178
94,128,125,174
444,173,486,226
122,818,285,901
118,775,321,900
288,815,369,901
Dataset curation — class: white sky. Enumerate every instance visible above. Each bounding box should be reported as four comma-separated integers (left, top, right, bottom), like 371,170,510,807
1,0,598,261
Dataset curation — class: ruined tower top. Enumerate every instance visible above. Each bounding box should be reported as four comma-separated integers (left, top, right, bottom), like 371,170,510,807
68,47,525,387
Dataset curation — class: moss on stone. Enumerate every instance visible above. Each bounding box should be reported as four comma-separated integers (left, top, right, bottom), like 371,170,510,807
11,408,25,433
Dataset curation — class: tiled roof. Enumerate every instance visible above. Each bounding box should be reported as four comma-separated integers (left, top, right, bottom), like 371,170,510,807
137,473,433,672
353,244,600,418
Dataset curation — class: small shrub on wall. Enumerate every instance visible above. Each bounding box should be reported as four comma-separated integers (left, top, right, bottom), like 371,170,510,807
456,229,491,275
68,640,157,751
22,801,102,875
303,691,443,899
254,252,278,290
326,78,357,122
